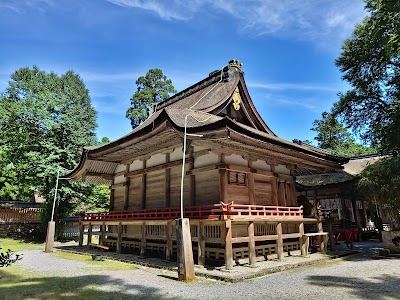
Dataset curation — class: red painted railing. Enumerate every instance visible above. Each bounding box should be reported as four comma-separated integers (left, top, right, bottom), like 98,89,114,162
225,204,303,218
83,203,304,222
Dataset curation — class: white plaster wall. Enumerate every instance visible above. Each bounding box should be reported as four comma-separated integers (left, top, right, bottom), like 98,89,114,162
170,147,183,162
130,160,142,171
114,175,125,184
224,154,248,167
147,153,166,168
115,164,126,173
252,160,271,171
194,152,219,168
275,164,290,175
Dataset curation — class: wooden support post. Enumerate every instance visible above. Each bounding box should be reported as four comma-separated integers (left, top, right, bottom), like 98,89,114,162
278,181,286,206
166,221,173,261
116,223,122,253
124,165,130,210
109,187,115,211
189,146,196,206
219,169,228,204
276,222,283,260
225,220,233,270
87,223,93,247
165,153,171,208
78,223,84,246
141,160,147,209
100,223,106,246
140,222,146,257
248,173,255,205
327,217,336,251
299,222,307,256
197,221,205,266
248,221,256,266
176,218,196,281
272,176,278,206
318,221,327,254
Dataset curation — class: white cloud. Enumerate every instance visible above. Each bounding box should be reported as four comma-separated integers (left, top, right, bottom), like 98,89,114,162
248,81,340,92
107,0,366,44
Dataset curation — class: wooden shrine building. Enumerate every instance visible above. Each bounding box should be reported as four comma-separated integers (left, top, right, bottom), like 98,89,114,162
68,60,347,269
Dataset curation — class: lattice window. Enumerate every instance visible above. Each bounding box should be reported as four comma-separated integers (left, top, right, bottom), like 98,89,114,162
229,171,246,185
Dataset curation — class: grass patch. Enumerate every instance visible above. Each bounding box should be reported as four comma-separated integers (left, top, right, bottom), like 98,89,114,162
0,265,147,300
0,238,42,252
53,251,137,271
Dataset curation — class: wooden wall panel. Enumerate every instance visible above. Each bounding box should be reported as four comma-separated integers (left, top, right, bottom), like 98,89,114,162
195,170,220,205
170,165,190,207
113,187,125,211
128,175,142,210
253,175,273,205
146,169,165,208
227,184,249,204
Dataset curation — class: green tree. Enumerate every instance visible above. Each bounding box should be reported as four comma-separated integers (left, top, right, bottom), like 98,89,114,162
333,0,400,154
358,157,400,228
0,66,97,221
311,112,374,157
332,0,400,224
126,68,176,128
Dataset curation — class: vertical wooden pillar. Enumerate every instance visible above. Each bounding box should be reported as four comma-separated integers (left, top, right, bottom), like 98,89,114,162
100,223,106,246
248,221,256,266
299,222,307,256
140,222,146,257
278,181,286,206
189,147,196,206
116,223,122,253
141,160,147,209
276,222,283,259
166,221,173,261
271,176,278,206
79,223,84,246
87,223,93,247
327,217,336,251
109,185,115,211
219,169,228,204
197,221,205,266
285,182,291,206
248,173,255,205
317,221,327,254
165,153,171,208
124,165,130,210
225,220,233,270
176,218,195,281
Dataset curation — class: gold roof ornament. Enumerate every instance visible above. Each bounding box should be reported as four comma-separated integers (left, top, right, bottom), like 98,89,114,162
232,87,241,110
229,59,242,71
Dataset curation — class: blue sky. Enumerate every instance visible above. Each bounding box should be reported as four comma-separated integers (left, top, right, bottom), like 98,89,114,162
0,0,367,144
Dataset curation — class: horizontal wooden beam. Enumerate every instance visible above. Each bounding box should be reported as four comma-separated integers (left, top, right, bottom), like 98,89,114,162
126,158,193,177
85,172,114,181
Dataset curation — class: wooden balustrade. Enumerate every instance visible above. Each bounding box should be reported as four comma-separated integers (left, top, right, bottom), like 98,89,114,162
82,203,304,222
0,208,43,224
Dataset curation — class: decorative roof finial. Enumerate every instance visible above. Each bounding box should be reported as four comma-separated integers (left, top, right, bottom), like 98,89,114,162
228,59,242,71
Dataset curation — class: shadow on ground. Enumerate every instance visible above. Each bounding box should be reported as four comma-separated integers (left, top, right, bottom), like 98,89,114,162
307,274,400,300
0,270,182,300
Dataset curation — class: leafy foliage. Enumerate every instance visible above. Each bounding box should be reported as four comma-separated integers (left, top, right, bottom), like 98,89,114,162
333,0,400,155
126,69,176,128
311,112,374,157
0,248,22,268
0,66,97,221
332,0,400,224
358,157,400,228
74,185,110,214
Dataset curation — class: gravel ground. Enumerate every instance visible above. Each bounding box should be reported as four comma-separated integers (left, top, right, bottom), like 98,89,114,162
12,242,400,300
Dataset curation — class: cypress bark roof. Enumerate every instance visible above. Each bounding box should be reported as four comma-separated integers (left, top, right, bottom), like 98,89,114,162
67,60,348,184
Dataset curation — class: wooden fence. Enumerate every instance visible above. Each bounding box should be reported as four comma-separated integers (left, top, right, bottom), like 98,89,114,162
0,207,43,224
